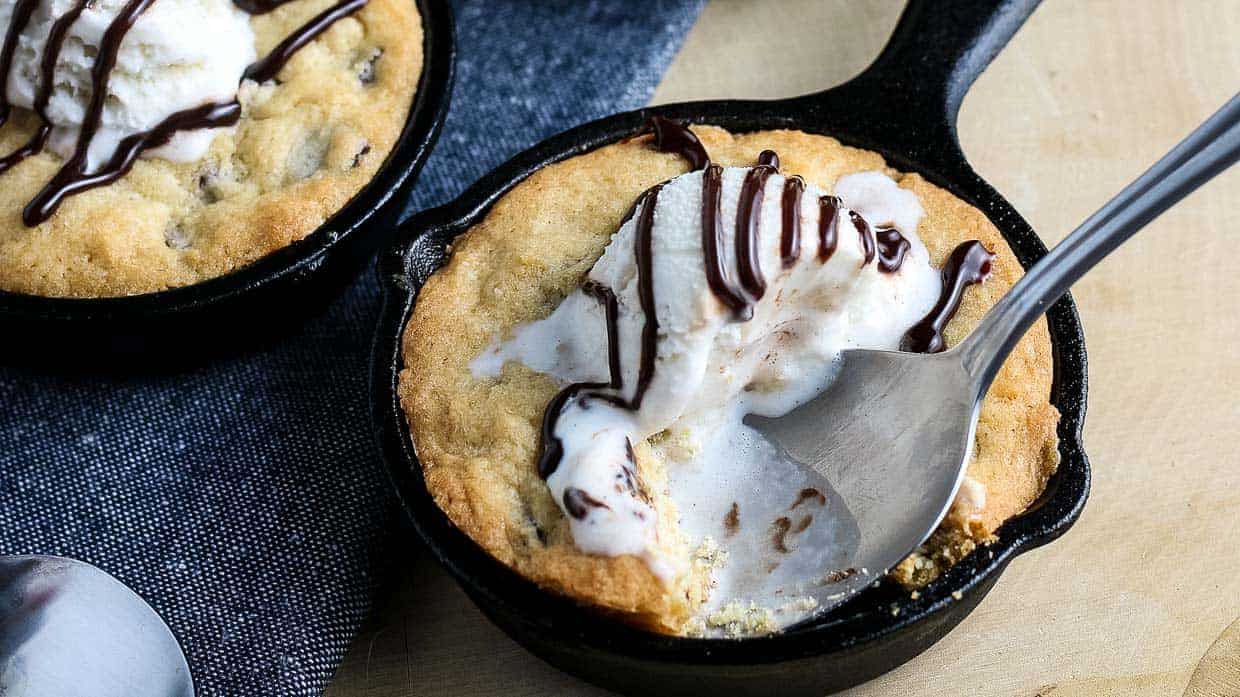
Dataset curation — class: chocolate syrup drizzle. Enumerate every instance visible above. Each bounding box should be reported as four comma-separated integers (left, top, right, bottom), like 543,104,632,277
244,0,368,84
0,0,38,128
849,210,876,266
563,487,610,520
20,0,157,224
0,0,88,177
537,118,994,483
701,164,751,319
537,188,663,479
648,115,709,170
232,0,296,13
735,162,776,301
779,175,805,268
902,240,995,353
818,195,840,262
0,0,368,225
631,185,664,411
876,226,911,273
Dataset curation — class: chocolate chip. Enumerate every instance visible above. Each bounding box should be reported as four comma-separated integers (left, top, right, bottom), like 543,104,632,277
521,504,548,545
197,166,222,204
357,48,383,85
350,143,371,169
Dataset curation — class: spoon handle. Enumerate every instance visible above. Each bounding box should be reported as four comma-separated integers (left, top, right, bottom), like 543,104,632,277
959,92,1240,390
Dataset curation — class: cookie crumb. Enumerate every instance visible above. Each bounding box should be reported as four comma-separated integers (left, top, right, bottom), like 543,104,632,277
705,601,776,638
682,617,706,638
777,596,818,615
822,567,857,584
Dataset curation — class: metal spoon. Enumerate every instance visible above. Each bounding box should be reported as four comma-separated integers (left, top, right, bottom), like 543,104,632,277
747,92,1240,625
0,555,194,697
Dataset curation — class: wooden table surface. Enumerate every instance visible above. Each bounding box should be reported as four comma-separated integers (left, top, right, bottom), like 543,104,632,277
327,1,1240,695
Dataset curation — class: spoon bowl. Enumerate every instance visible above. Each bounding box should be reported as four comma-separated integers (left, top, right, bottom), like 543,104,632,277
0,555,194,697
745,349,977,615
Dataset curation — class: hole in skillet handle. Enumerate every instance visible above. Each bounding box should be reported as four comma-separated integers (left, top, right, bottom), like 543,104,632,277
787,0,1043,171
0,0,455,375
375,0,1090,694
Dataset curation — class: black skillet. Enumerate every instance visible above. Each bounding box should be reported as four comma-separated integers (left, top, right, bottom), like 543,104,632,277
373,0,1090,694
0,0,454,368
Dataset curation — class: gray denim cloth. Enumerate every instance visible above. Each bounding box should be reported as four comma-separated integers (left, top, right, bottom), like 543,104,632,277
0,0,704,694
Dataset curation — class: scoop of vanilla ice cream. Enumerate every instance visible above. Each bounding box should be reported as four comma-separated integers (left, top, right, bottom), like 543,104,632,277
473,168,943,579
1,0,255,169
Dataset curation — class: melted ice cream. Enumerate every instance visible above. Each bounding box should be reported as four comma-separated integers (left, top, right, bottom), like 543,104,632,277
473,168,944,584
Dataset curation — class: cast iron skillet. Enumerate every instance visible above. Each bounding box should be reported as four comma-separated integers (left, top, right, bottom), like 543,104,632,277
373,0,1090,694
0,0,454,368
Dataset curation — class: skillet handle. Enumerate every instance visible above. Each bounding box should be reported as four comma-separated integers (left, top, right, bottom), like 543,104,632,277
796,0,1040,157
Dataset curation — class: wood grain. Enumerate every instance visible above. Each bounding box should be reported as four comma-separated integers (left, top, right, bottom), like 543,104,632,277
328,1,1240,694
